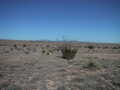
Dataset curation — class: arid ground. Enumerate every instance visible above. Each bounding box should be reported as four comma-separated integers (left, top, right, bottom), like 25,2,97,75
0,40,120,90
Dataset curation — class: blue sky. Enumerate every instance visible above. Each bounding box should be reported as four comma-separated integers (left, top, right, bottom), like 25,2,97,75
0,0,120,43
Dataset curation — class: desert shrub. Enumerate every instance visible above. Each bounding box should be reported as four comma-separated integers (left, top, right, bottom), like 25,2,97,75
46,52,49,55
42,50,46,54
87,61,97,68
87,45,95,49
47,52,52,55
13,44,17,49
24,51,29,54
60,43,78,60
84,60,101,70
23,44,26,48
49,50,53,54
112,46,120,49
10,48,14,51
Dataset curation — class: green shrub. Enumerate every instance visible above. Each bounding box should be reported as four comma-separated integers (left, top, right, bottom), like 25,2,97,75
87,45,95,49
60,43,78,60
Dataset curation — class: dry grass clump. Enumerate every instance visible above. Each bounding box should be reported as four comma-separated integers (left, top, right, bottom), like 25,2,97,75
86,61,97,69
60,43,78,60
83,60,101,70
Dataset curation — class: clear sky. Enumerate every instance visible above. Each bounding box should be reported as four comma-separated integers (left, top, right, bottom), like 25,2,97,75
0,0,120,43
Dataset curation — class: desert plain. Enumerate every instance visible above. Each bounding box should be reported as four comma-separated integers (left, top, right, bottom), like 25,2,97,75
0,40,120,90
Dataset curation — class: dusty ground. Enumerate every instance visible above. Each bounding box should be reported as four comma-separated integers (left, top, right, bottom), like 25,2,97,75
0,40,120,90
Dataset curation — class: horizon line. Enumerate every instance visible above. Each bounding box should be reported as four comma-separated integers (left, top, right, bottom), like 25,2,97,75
0,38,120,44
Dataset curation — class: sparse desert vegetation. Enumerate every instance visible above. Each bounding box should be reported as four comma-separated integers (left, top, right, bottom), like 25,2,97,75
0,40,120,90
